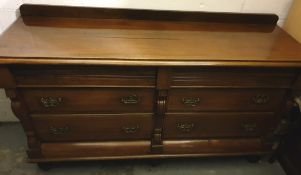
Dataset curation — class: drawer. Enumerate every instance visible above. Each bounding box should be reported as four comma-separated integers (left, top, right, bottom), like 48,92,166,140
41,141,151,158
164,113,277,139
32,114,153,141
167,89,286,112
171,68,295,88
11,65,156,87
21,88,155,113
163,139,267,155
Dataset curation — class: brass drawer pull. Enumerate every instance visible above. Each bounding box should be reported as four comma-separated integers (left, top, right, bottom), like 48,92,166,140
252,94,269,104
242,123,257,132
177,123,195,133
122,125,140,134
49,126,69,135
41,97,63,108
182,97,200,107
121,95,140,104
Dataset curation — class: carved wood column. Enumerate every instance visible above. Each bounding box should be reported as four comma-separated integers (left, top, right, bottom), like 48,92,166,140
263,72,301,162
151,68,171,153
6,89,42,158
0,66,42,159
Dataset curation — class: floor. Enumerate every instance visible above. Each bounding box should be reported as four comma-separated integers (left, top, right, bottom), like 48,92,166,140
0,123,287,175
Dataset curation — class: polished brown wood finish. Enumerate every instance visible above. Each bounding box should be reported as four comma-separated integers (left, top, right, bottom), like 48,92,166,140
38,139,267,161
19,4,278,33
167,89,286,112
0,5,301,165
0,66,15,88
1,6,301,67
20,4,278,24
171,68,295,88
32,114,153,141
11,65,156,88
164,113,276,139
21,88,154,113
41,141,151,158
5,88,42,159
163,139,268,155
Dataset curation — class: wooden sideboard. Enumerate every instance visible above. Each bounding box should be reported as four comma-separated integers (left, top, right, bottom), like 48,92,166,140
1,4,301,168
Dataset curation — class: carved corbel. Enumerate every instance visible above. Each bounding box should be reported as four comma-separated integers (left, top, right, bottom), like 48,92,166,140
151,68,171,153
5,88,42,159
151,90,168,153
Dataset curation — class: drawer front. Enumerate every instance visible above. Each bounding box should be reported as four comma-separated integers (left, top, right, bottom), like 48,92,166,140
21,88,154,113
32,114,153,141
12,65,156,87
172,68,294,88
167,89,286,112
163,139,268,155
41,141,151,158
164,113,277,139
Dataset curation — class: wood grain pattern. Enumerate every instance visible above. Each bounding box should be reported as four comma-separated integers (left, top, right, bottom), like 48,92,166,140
20,4,278,25
11,65,156,88
5,89,42,158
21,88,155,113
0,66,16,88
1,20,301,66
164,112,276,139
167,89,286,112
151,68,171,153
39,139,267,160
0,6,301,67
171,68,296,88
0,5,298,165
41,141,151,158
32,114,153,142
163,139,267,154
21,17,277,32
19,4,278,33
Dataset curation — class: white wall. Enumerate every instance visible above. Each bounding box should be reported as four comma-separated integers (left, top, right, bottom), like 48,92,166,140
0,0,295,121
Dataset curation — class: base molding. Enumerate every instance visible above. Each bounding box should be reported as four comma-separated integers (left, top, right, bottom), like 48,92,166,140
29,152,270,163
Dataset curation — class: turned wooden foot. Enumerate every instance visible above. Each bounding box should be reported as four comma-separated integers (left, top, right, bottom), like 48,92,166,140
37,163,52,171
268,154,279,163
246,156,262,163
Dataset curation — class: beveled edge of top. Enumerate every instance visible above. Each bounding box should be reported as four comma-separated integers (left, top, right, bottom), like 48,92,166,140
2,56,301,68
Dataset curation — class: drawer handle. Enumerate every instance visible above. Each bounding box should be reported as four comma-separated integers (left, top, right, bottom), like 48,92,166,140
49,126,70,135
182,98,200,107
252,94,270,104
242,123,257,132
121,95,140,104
177,123,195,133
122,125,140,134
41,97,63,108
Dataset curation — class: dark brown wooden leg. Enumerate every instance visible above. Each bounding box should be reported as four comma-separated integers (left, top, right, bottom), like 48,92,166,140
37,163,52,171
268,153,279,163
246,155,262,163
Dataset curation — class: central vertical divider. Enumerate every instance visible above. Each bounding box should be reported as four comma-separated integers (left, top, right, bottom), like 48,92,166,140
151,67,171,153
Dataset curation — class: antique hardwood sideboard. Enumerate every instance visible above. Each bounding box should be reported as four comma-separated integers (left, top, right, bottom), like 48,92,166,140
1,4,301,168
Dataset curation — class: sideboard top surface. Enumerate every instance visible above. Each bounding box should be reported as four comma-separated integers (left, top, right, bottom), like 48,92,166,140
1,4,301,67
